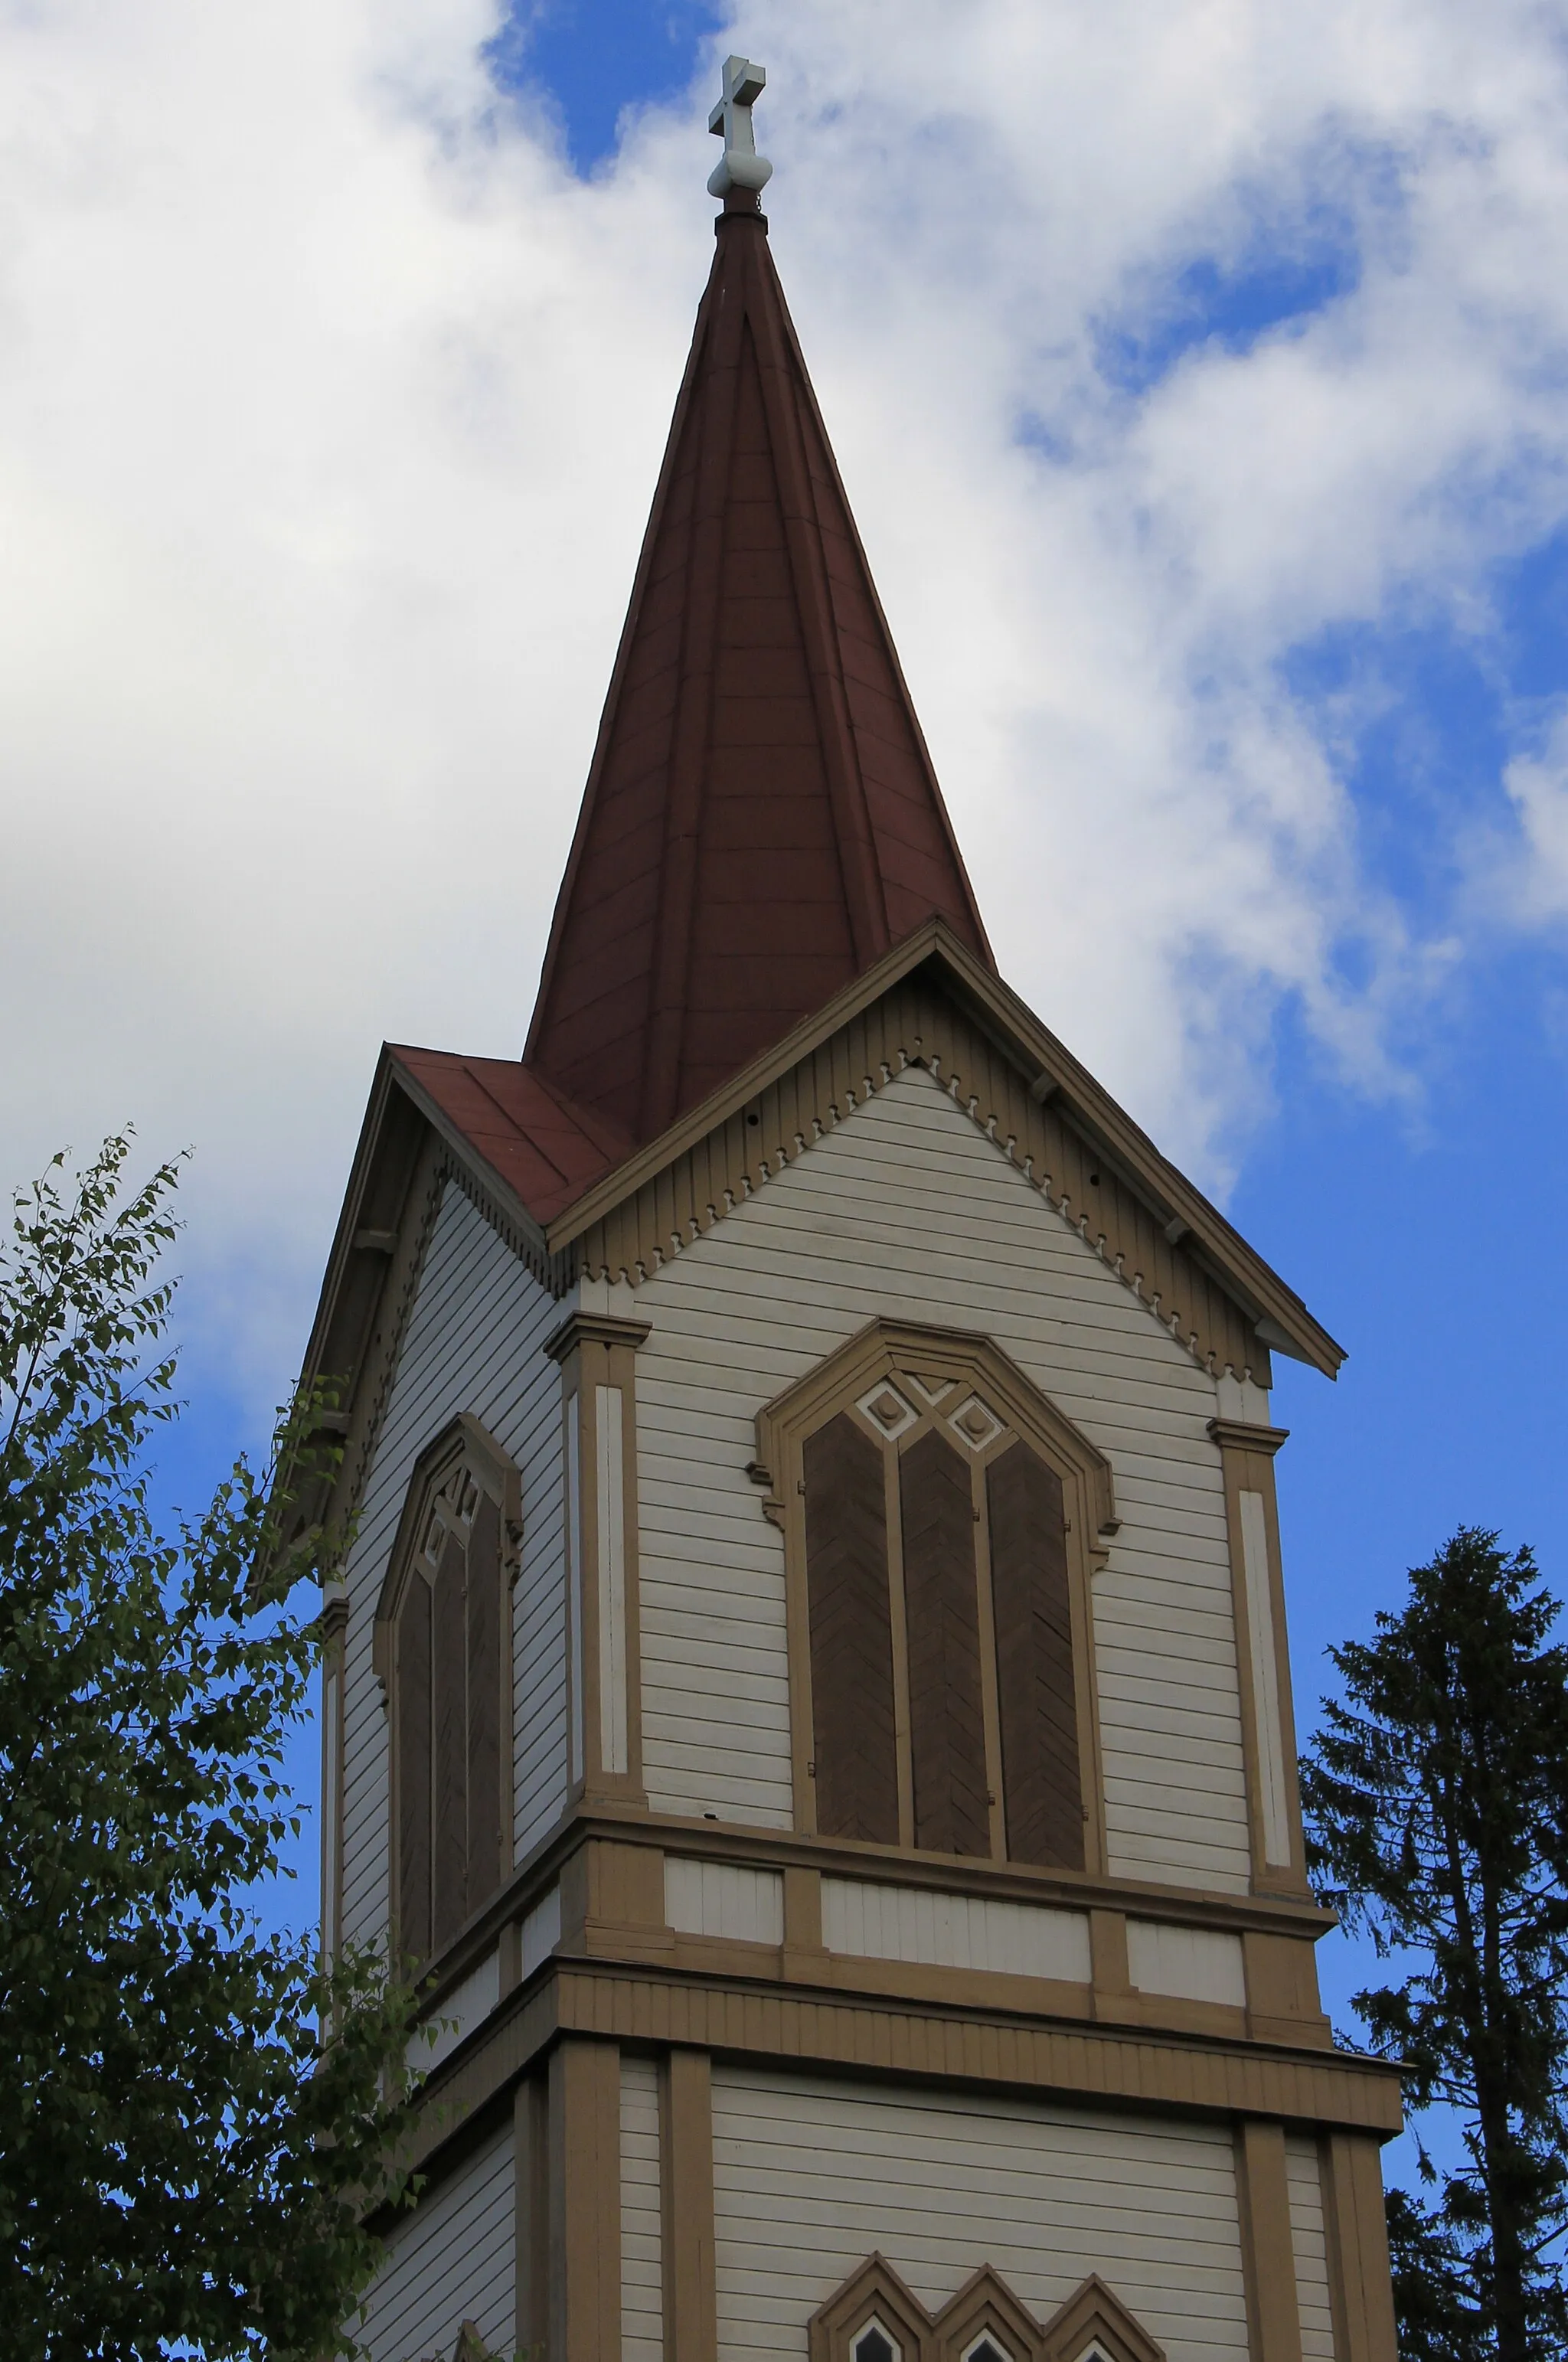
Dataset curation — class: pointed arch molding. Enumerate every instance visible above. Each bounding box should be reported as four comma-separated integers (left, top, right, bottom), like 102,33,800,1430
372,1413,524,1663
756,1318,1118,1548
759,1318,1114,1870
808,2256,1165,2362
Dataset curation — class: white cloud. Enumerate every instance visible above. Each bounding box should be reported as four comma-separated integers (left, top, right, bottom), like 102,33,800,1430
1505,704,1568,922
2,0,1566,1399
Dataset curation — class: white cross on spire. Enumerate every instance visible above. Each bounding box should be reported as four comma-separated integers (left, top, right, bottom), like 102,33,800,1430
707,55,772,198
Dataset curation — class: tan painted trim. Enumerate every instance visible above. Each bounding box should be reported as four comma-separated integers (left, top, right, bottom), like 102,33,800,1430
809,2253,937,2362
547,921,1341,1378
1089,1908,1135,2025
1235,2119,1305,2362
659,2049,717,2362
1243,1931,1331,2047
554,1335,649,1812
567,974,1281,1390
319,1596,348,1970
544,1311,654,1362
758,1317,1112,1874
937,2265,1050,2362
1320,2132,1400,2362
782,1864,828,1981
1040,2277,1165,2362
1211,1424,1312,1899
403,1801,1338,2045
410,1957,1403,2176
809,2255,1165,2362
548,2037,622,2362
514,2073,549,2357
1208,1419,1290,1457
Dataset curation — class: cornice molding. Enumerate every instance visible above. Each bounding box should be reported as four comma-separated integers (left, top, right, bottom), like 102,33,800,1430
1207,1418,1292,1456
544,1310,654,1364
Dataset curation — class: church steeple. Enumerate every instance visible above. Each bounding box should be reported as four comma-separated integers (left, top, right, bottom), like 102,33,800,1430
524,64,991,1148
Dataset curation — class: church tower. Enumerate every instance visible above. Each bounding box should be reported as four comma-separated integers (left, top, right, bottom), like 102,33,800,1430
302,59,1402,2362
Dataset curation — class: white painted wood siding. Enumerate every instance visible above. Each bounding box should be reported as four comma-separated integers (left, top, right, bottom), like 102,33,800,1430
415,1945,500,2073
355,2119,514,2362
521,1882,562,1978
822,1879,1090,1981
622,2053,664,2362
340,1176,569,1954
636,1065,1253,1890
666,1858,785,1944
710,2066,1248,2362
1286,2135,1338,2362
1126,1919,1246,2007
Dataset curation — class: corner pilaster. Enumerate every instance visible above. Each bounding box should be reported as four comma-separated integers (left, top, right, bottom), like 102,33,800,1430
547,1312,652,1814
1209,1419,1312,1900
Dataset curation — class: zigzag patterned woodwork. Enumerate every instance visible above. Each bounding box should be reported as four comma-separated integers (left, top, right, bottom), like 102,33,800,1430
573,983,1266,1384
810,2254,1165,2362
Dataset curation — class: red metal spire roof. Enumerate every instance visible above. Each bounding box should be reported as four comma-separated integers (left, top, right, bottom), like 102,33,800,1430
524,185,993,1147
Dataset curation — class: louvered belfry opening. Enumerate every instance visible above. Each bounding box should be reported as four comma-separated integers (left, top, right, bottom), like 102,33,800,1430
523,191,992,1156
393,1454,506,1963
799,1365,1085,1869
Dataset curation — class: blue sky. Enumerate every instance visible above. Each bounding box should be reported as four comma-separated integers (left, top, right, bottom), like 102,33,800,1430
7,0,1567,2205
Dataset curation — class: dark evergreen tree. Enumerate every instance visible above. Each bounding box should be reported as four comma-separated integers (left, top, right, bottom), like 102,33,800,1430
1301,1528,1568,2362
0,1138,423,2359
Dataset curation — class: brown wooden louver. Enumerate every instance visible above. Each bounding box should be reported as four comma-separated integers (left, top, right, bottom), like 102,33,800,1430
900,1430,990,1857
524,192,991,1153
802,1406,1083,1870
803,1414,900,1845
395,1486,505,1962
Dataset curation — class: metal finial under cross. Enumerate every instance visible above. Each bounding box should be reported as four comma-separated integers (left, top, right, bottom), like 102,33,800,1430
707,55,772,199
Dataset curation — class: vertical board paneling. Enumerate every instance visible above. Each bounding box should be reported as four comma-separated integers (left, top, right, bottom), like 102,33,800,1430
1127,1920,1246,2007
636,1067,1251,1888
341,1178,569,1954
354,2121,514,2362
666,1858,786,1944
710,2066,1248,2362
1285,2135,1338,2362
622,2053,665,2362
820,1878,1090,1979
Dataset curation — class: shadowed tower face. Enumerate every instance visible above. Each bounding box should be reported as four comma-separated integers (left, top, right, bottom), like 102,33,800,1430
524,97,990,1148
302,54,1401,2362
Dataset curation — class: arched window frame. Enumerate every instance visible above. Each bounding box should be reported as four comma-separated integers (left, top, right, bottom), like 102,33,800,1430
756,1318,1118,1871
374,1413,522,1968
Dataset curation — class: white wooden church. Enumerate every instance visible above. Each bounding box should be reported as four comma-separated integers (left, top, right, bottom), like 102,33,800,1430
300,60,1402,2362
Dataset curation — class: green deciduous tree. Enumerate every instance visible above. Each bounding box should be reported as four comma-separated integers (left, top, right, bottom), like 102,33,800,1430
0,1136,423,2360
1300,1527,1568,2362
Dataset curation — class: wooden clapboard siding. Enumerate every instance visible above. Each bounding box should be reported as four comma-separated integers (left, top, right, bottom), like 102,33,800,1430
355,2119,514,2362
806,1414,900,1844
987,1442,1082,1869
636,1067,1252,1888
900,1429,989,1857
622,2053,664,2362
341,1178,569,1953
1285,2135,1338,2362
709,2066,1248,2362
